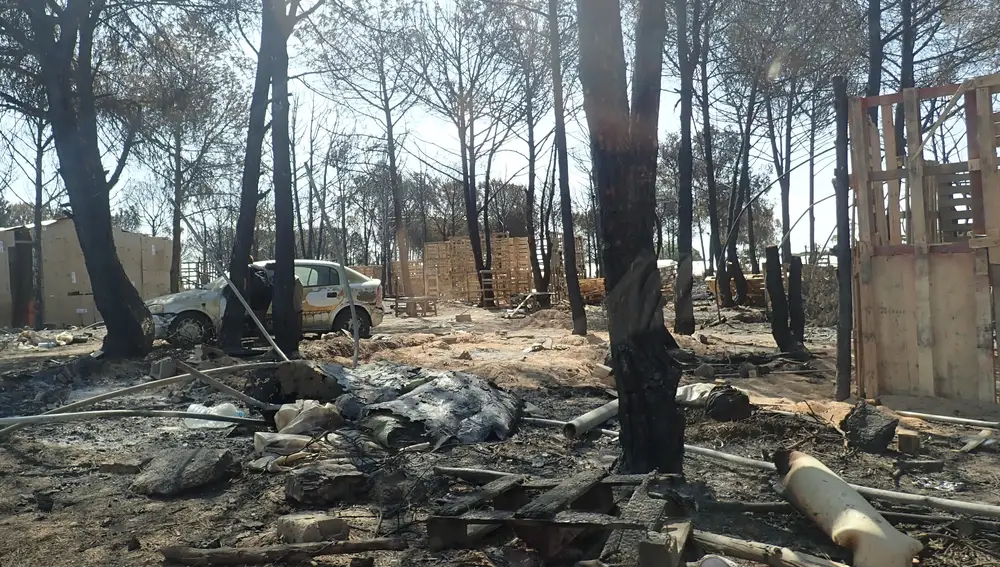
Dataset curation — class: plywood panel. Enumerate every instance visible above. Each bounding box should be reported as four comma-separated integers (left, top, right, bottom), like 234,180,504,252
114,230,144,293
927,252,981,399
0,229,14,327
871,255,919,396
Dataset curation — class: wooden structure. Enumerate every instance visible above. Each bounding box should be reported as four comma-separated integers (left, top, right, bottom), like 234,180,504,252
0,218,172,327
355,235,583,307
849,74,1000,402
428,470,689,565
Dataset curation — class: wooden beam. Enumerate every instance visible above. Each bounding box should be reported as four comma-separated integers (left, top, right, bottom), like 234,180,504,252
869,119,889,244
965,92,987,234
881,103,903,243
903,87,936,397
849,98,875,243
973,250,996,402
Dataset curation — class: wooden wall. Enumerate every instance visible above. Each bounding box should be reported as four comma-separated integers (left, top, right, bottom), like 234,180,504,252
850,75,1000,403
0,218,173,327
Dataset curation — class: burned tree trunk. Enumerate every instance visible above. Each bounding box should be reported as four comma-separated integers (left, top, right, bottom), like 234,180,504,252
788,256,805,345
833,76,853,401
578,0,683,474
549,0,586,335
673,0,696,336
765,246,793,352
270,0,299,355
219,0,275,351
26,4,151,356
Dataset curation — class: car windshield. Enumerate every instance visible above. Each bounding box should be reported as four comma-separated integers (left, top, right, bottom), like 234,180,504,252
206,276,228,290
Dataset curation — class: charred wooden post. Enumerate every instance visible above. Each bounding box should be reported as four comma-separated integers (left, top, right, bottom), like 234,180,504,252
765,246,794,352
833,76,853,401
788,256,805,345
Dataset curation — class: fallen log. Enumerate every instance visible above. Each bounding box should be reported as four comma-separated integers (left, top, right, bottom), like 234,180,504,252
564,399,619,438
159,538,407,565
692,530,847,567
0,362,280,438
776,450,922,567
895,410,999,429
0,410,267,427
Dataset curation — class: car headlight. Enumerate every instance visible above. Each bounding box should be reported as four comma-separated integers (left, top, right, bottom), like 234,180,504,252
147,304,164,315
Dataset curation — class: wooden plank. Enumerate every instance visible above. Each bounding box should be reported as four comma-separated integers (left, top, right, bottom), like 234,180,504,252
437,474,525,517
515,469,606,520
977,87,1000,257
882,103,903,243
639,520,692,567
929,253,980,400
872,255,920,396
443,509,645,529
601,477,665,563
849,98,875,243
904,88,936,397
973,250,996,402
862,83,966,106
966,91,987,234
856,241,881,397
869,120,889,244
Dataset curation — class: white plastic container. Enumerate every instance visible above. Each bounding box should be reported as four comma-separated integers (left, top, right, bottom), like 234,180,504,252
183,402,245,429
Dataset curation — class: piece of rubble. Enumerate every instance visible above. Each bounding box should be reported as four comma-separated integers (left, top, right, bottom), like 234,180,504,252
285,462,366,505
151,358,177,379
896,430,921,454
456,350,473,361
704,385,753,421
738,362,757,378
455,314,473,323
276,360,347,402
126,535,141,551
275,400,343,435
592,364,613,380
98,460,145,475
335,393,363,421
693,363,715,378
698,334,710,345
350,557,375,567
840,401,899,453
131,449,234,497
276,512,349,543
523,344,544,353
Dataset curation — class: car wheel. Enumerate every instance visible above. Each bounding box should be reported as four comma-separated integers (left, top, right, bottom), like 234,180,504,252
333,309,372,339
168,312,213,346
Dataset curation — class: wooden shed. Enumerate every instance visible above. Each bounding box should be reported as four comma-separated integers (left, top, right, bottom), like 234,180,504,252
0,217,173,328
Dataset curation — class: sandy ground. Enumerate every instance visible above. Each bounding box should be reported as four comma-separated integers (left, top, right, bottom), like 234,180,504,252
0,298,999,566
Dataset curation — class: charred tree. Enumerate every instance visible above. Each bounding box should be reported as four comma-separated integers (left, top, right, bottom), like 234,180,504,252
577,0,684,474
220,0,276,351
764,246,794,352
673,0,697,335
788,256,805,345
270,0,302,355
833,76,853,401
865,0,882,123
549,0,586,335
20,2,150,356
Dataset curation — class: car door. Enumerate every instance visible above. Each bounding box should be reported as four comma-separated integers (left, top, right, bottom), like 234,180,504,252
297,264,343,331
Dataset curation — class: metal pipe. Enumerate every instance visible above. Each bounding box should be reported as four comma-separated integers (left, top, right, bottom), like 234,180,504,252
0,410,268,427
562,399,619,439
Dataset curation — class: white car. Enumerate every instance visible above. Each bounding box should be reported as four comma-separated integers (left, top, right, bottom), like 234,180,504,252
146,259,385,346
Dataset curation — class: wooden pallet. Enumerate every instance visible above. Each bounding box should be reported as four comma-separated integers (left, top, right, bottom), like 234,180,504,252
427,470,691,564
394,296,438,317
